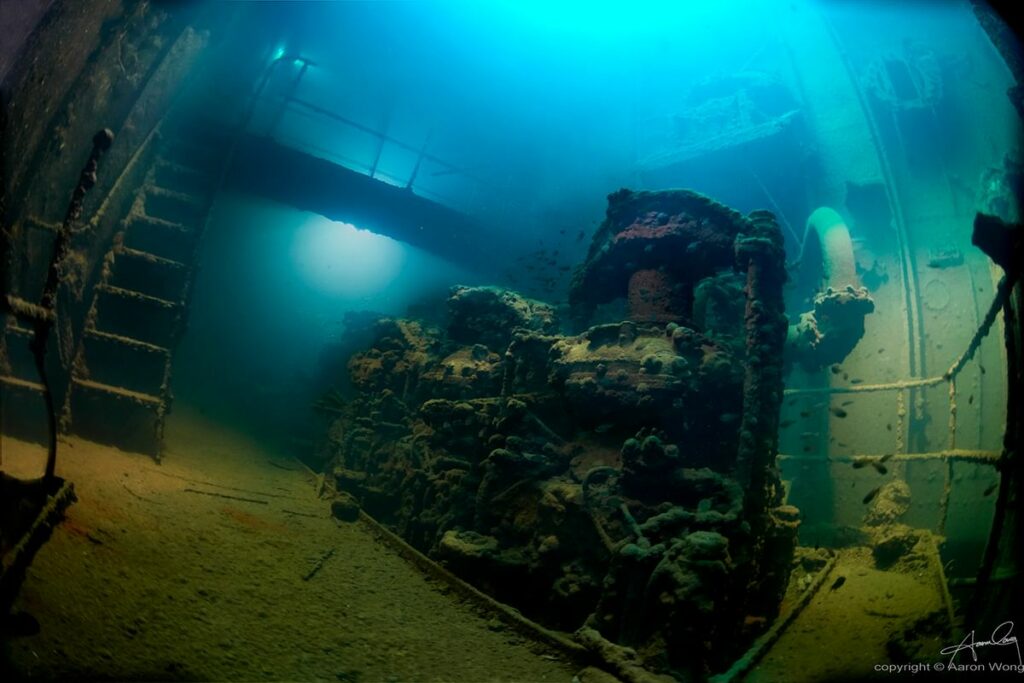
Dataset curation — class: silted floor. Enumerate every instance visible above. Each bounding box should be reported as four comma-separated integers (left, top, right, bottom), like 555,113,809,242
744,548,946,683
0,407,577,682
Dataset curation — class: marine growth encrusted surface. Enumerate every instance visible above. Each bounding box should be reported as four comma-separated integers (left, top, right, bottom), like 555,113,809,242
317,189,798,678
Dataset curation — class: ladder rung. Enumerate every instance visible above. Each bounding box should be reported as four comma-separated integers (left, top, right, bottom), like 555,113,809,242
154,157,214,180
0,375,45,393
95,284,178,309
5,295,54,323
114,245,188,269
26,216,60,232
127,212,193,235
145,184,205,207
72,378,162,408
4,322,34,339
84,328,170,355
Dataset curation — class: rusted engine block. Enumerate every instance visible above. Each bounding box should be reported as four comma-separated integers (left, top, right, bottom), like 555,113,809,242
319,189,798,677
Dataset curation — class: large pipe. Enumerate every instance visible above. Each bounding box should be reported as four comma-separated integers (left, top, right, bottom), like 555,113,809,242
787,206,875,371
801,207,859,288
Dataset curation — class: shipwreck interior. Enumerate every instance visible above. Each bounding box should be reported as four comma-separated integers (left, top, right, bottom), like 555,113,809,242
1,1,1022,682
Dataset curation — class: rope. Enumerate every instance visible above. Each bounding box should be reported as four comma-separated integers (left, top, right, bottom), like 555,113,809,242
778,449,1000,464
944,275,1013,381
783,276,1011,466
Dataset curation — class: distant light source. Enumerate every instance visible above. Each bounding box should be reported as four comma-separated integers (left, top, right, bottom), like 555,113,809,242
271,45,286,62
292,216,404,297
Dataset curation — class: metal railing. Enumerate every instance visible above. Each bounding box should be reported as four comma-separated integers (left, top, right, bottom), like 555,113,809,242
780,274,1012,536
244,55,520,223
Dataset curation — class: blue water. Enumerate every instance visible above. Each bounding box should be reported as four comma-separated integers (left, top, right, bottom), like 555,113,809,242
172,0,1017,584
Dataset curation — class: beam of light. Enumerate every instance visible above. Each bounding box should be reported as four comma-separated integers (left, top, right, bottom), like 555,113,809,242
291,216,405,298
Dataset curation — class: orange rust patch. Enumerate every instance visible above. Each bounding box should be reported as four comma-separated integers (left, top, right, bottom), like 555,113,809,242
58,511,107,544
60,516,95,541
219,506,288,533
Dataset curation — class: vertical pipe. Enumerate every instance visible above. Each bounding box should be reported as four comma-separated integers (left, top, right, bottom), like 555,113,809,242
32,129,114,481
896,389,907,454
948,377,958,450
734,210,788,526
938,457,953,536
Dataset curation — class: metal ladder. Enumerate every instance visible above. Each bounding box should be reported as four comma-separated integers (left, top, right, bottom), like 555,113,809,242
60,122,230,460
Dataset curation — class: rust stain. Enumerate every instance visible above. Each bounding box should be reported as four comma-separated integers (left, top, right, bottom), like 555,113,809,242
219,506,288,533
60,517,92,538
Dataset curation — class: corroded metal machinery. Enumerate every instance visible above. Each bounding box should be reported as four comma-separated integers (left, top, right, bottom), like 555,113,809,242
320,189,797,677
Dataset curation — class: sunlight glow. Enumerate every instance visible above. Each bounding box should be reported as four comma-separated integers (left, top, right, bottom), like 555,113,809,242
291,216,405,297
